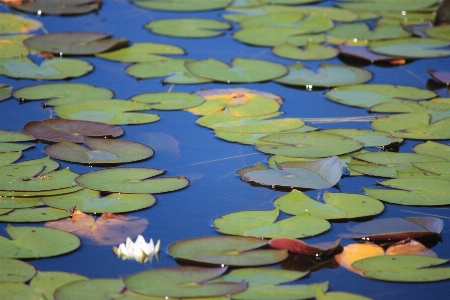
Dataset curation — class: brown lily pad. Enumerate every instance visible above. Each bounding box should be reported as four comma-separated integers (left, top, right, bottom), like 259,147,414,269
269,238,341,257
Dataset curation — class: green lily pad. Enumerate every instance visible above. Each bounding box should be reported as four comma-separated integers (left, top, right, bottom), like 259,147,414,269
414,141,450,160
0,196,42,209
54,100,160,125
0,12,42,34
0,84,12,101
325,84,437,108
131,0,231,11
426,25,450,41
96,42,185,63
371,113,450,139
0,57,93,80
75,167,189,194
369,38,450,58
353,255,450,282
0,143,34,153
126,59,212,84
0,207,70,222
275,63,372,88
130,92,205,110
328,23,410,41
168,236,288,266
273,42,338,60
0,224,80,258
0,35,32,60
11,0,101,15
125,266,245,298
256,131,363,157
0,185,83,198
213,209,331,238
9,157,60,175
13,83,114,106
54,278,124,300
237,156,342,189
30,271,88,300
0,129,35,143
274,190,384,219
24,32,128,55
322,129,403,148
364,178,450,206
0,258,36,283
0,208,13,216
0,151,22,165
336,0,438,12
44,137,154,164
186,58,287,83
145,18,231,38
42,188,156,213
316,289,374,300
238,11,307,28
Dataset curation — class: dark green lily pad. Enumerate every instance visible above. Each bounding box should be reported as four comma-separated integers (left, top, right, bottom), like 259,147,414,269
0,185,83,198
11,0,101,15
364,178,450,206
44,137,153,165
213,209,331,238
168,236,288,266
0,143,34,153
369,38,450,58
42,188,156,213
96,42,185,63
0,258,36,283
0,207,70,222
24,32,128,55
425,24,450,41
0,151,22,165
0,224,80,258
0,35,32,60
13,83,114,106
9,157,59,175
336,0,438,12
414,141,450,160
75,167,189,194
325,84,436,108
275,63,372,88
0,57,93,80
353,255,450,282
126,59,212,84
0,196,42,209
269,237,341,257
273,42,338,60
130,92,205,110
328,23,410,41
237,157,342,189
186,58,288,83
145,18,231,38
54,279,124,300
0,209,13,216
54,100,160,125
132,0,231,11
0,12,42,34
30,271,88,300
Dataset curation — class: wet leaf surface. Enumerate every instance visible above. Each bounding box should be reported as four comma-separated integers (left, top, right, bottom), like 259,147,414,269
130,92,205,110
369,38,450,59
272,42,338,60
0,258,36,283
145,18,231,38
269,237,341,256
132,0,231,11
0,207,70,222
11,0,101,15
0,12,42,34
54,278,124,300
29,271,88,300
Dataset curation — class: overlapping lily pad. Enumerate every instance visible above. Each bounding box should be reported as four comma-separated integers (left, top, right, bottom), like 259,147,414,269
11,0,102,15
0,84,12,101
336,0,438,12
413,141,450,160
0,12,42,34
275,63,372,88
0,207,70,222
0,224,80,258
338,45,403,64
75,167,189,194
0,35,32,60
54,278,124,300
132,0,231,11
145,18,231,38
369,38,450,59
269,238,341,257
328,23,410,41
0,196,42,209
0,258,36,283
168,236,288,266
427,69,450,85
272,42,338,60
130,92,205,110
30,271,88,300
0,151,22,165
322,129,402,148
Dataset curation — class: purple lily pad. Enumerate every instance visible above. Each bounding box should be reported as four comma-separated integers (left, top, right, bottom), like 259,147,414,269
428,69,450,85
269,238,341,257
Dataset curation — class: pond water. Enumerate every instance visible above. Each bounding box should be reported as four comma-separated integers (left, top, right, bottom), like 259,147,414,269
1,0,450,299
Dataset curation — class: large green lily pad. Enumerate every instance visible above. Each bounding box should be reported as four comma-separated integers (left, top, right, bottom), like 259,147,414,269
75,167,189,194
168,236,288,266
275,63,372,88
425,25,450,41
328,23,410,41
145,18,231,38
0,151,22,165
0,129,35,143
186,58,287,83
30,271,88,300
0,207,70,222
414,141,450,161
0,196,42,209
0,258,36,283
11,0,101,15
369,38,450,59
0,35,32,60
0,84,12,101
336,0,438,12
13,83,114,106
273,42,338,60
0,224,80,258
54,279,124,300
130,92,205,110
132,0,231,11
0,185,83,198
0,12,42,34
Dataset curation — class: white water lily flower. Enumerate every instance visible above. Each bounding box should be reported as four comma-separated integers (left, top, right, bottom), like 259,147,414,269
116,235,160,263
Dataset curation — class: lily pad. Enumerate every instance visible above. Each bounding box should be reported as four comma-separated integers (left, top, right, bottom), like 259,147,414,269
336,0,438,12
42,188,156,213
145,18,231,38
54,100,160,125
45,211,148,245
0,185,83,198
338,45,403,64
0,224,80,258
131,0,231,11
428,69,450,85
328,23,410,41
96,42,185,63
413,141,450,160
256,131,362,157
24,32,128,55
0,258,36,283
316,289,373,300
335,243,385,276
322,128,403,148
125,266,245,298
0,35,32,60
0,84,12,101
130,92,205,110
0,207,70,222
0,12,42,34
0,57,93,80
0,151,22,165
0,196,42,209
75,167,189,194
186,58,287,83
168,236,288,266
11,0,101,15
269,238,341,257
13,83,114,106
326,84,436,108
30,271,88,300
273,42,338,60
54,279,124,300
0,129,35,143
369,37,450,58
275,63,372,88
213,209,330,238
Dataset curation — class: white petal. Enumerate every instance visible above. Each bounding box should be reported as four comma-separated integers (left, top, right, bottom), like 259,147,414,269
155,240,161,253
118,243,130,258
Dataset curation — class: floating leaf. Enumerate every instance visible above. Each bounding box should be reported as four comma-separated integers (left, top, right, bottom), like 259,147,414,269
338,45,403,64
0,129,35,143
322,128,402,148
0,185,83,198
413,141,450,161
13,83,114,106
0,207,70,222
145,18,231,38
54,279,124,300
428,68,450,85
0,151,21,165
336,0,438,12
386,238,436,257
0,224,80,258
256,131,362,157
132,0,231,11
0,84,12,102
30,271,88,300
42,189,156,213
96,42,185,63
334,243,385,276
369,37,450,58
0,196,41,209
75,167,189,194
237,157,342,189
315,289,373,300
328,23,410,41
168,236,288,266
0,34,32,60
130,92,205,110
0,57,93,80
45,211,148,246
186,58,288,83
273,42,338,60
325,84,436,108
0,258,36,283
269,238,341,256
275,62,372,88
24,32,128,55
0,12,42,34
11,0,101,15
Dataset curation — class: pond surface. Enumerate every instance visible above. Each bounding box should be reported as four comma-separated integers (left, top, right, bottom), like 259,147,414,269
1,0,450,299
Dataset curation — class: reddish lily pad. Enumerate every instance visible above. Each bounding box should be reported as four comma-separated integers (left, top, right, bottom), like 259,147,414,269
338,45,404,64
11,0,102,15
428,69,450,85
269,238,341,257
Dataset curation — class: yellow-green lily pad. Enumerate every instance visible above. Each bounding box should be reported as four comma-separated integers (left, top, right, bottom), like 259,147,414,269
130,92,205,110
272,42,338,60
0,258,36,283
145,18,231,38
132,0,231,11
0,12,42,34
369,37,450,58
